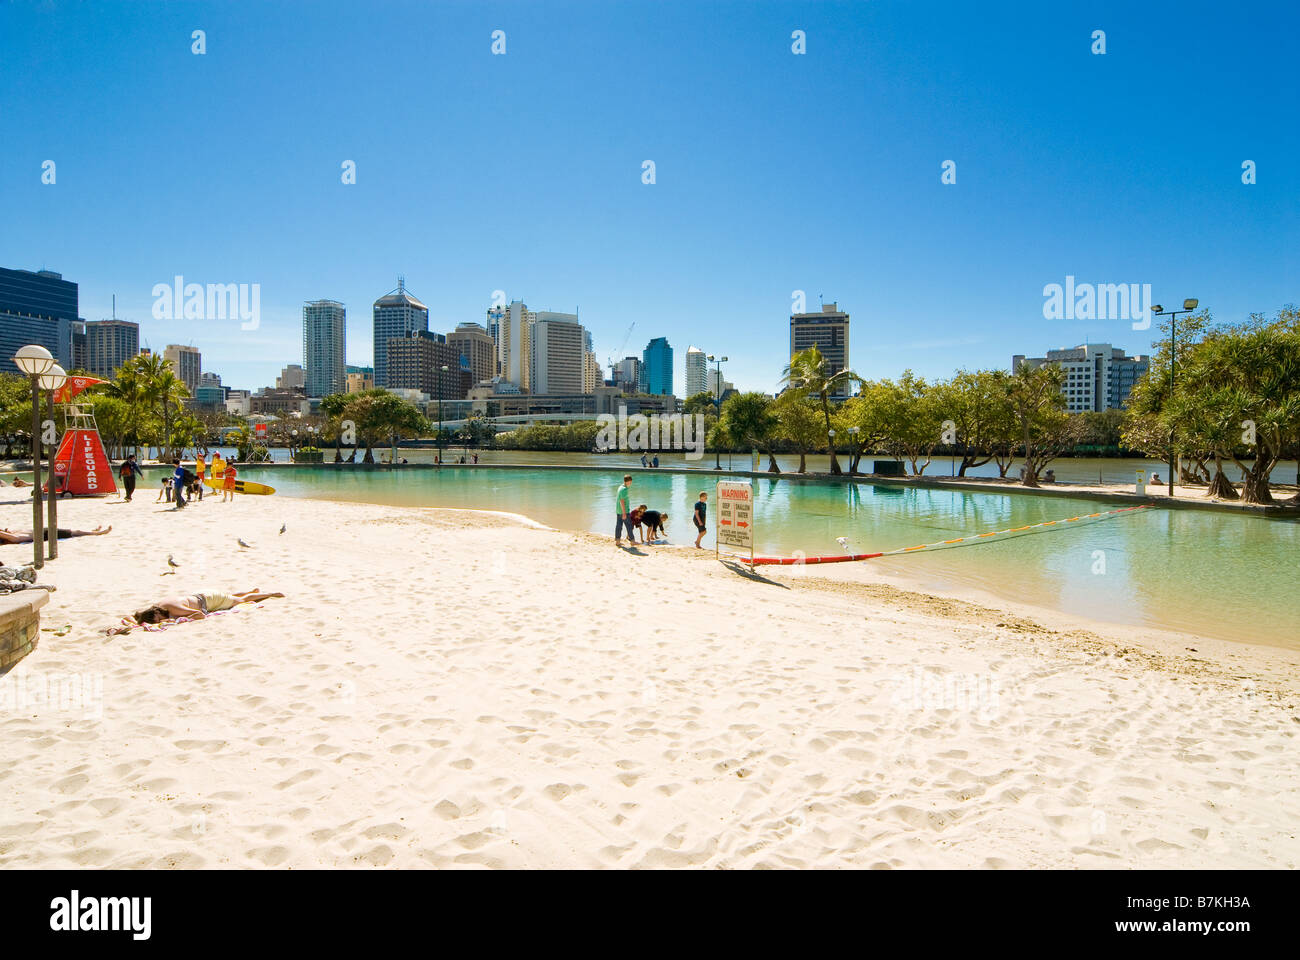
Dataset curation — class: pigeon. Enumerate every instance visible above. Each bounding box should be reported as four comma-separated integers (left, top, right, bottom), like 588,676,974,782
835,536,853,555
238,538,254,549
279,524,286,535
162,554,180,575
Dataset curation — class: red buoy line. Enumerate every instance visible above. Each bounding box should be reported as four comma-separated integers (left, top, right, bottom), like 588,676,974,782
737,504,1151,567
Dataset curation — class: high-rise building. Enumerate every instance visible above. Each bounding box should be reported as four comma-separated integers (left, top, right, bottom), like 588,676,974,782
447,322,496,386
530,314,585,395
1011,343,1150,412
192,372,225,411
583,352,603,393
0,267,79,372
373,280,428,387
706,369,734,397
790,302,851,398
163,344,201,392
303,299,346,398
387,330,470,399
684,346,708,398
276,364,306,391
83,319,140,379
642,337,673,396
490,300,536,391
612,356,640,392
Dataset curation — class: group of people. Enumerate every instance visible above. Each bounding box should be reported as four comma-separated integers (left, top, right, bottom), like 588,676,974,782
115,452,240,507
639,454,660,468
613,474,709,548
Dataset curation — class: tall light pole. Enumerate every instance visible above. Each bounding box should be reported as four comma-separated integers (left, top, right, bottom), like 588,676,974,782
848,425,860,475
439,364,449,465
40,365,67,560
13,345,55,569
707,354,728,470
1151,298,1198,498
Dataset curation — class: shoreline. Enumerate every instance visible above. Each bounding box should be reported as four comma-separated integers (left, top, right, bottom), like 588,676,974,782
2,494,1296,868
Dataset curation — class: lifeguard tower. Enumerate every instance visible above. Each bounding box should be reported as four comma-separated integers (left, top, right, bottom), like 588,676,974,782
50,401,117,497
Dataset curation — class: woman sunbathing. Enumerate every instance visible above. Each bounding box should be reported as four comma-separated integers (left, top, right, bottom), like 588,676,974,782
0,525,111,544
106,589,284,635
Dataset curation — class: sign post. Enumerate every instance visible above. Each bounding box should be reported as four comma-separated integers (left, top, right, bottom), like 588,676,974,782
716,480,754,565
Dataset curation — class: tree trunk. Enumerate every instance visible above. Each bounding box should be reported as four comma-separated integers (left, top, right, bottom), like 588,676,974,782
798,451,807,473
363,444,375,465
766,452,781,473
1206,465,1239,500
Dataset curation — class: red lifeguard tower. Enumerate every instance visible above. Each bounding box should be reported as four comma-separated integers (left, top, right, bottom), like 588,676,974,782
49,386,118,497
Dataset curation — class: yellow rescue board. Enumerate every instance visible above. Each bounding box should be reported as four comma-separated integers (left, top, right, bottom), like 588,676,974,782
203,476,277,496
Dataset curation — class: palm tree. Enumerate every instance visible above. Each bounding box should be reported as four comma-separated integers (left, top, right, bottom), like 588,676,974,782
780,345,862,474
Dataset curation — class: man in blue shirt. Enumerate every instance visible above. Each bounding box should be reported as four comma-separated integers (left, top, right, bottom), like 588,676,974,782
171,459,188,509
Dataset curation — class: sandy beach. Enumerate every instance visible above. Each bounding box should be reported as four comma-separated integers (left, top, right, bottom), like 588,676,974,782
1,490,1297,869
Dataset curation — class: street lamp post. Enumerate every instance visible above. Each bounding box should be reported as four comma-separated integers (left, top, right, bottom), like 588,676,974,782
13,345,55,569
438,365,448,465
39,365,67,560
828,428,836,476
707,354,728,470
848,426,860,475
1151,298,1199,498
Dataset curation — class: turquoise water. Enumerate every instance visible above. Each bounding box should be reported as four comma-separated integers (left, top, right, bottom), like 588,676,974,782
240,465,1299,650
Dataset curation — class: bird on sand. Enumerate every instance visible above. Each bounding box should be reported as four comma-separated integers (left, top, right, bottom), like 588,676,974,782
162,554,181,575
279,524,286,535
238,538,254,549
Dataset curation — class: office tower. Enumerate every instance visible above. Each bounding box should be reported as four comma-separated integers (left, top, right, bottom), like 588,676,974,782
193,372,225,410
642,337,673,396
276,364,306,391
583,352,603,393
387,330,470,399
790,301,851,397
1011,343,1150,412
530,313,585,395
447,322,496,385
303,299,346,398
163,344,202,392
83,319,140,379
490,300,536,390
707,369,734,397
346,365,374,393
684,345,708,397
373,279,429,387
612,357,641,392
0,266,78,372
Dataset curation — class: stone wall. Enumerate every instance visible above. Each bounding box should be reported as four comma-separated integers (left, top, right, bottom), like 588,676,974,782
0,591,48,676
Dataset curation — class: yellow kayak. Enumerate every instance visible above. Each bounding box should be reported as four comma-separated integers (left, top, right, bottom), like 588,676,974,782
203,476,276,496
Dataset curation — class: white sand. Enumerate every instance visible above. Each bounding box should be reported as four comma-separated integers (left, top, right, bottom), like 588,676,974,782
1,491,1297,869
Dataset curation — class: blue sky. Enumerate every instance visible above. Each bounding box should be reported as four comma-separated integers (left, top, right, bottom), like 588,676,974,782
2,0,1296,394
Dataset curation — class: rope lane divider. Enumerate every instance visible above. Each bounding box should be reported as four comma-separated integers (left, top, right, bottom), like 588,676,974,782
737,504,1151,567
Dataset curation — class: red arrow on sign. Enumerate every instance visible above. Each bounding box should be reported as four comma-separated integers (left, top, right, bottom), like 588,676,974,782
737,521,749,528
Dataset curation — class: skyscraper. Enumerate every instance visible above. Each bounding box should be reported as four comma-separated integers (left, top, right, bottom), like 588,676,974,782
373,279,428,387
163,344,201,392
642,337,673,396
0,266,78,372
303,299,347,397
583,351,603,393
490,300,536,391
684,346,708,398
530,313,585,395
387,330,470,399
790,302,851,398
447,322,496,386
83,319,140,379
612,357,640,392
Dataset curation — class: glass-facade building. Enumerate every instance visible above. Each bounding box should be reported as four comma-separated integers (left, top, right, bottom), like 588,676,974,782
0,266,79,373
641,336,673,396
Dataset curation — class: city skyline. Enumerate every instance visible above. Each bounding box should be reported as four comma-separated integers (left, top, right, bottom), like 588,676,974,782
3,1,1293,395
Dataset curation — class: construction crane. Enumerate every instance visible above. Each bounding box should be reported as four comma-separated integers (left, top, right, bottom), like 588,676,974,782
607,321,636,381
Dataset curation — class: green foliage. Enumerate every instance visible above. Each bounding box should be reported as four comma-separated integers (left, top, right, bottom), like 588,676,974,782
493,421,602,452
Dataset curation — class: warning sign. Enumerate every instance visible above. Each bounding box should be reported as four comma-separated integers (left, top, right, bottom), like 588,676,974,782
716,480,753,562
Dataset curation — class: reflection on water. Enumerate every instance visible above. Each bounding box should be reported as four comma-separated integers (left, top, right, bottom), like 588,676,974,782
241,465,1299,650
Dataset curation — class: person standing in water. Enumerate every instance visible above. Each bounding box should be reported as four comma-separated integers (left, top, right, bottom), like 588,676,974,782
614,474,634,545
